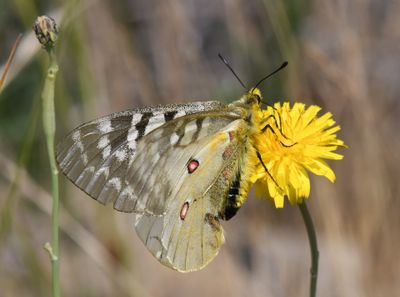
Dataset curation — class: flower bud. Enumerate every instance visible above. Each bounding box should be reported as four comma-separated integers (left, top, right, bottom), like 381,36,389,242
33,16,58,48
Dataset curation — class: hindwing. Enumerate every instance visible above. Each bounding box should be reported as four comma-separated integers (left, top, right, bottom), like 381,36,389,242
134,119,255,272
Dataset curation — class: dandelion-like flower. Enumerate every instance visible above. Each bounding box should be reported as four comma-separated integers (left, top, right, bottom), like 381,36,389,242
252,102,346,208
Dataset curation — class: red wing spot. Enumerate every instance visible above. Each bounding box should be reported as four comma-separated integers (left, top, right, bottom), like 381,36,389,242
180,202,189,220
187,159,199,174
228,131,235,141
222,168,233,179
222,146,234,160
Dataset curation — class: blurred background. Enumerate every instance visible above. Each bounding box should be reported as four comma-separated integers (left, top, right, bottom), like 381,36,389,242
0,0,399,296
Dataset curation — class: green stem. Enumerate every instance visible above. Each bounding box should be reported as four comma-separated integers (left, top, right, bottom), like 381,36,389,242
299,201,319,297
42,47,60,297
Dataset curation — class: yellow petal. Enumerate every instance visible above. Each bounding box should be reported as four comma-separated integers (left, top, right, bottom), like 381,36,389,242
304,158,336,182
274,195,285,208
299,105,321,126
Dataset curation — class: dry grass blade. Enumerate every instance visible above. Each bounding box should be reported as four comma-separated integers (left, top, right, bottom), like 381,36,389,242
0,34,22,93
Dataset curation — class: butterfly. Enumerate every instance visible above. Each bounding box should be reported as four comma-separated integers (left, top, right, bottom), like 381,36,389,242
56,61,288,272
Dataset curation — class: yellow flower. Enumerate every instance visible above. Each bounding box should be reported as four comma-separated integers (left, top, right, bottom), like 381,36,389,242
252,102,346,208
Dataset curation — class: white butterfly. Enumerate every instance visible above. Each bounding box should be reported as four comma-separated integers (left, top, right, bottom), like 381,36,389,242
56,55,290,272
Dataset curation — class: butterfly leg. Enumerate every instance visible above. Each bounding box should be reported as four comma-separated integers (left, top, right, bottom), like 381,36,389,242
256,151,283,191
260,114,297,148
261,104,286,129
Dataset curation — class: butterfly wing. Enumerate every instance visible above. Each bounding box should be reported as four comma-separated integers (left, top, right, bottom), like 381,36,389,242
134,117,254,272
57,101,255,272
56,101,224,213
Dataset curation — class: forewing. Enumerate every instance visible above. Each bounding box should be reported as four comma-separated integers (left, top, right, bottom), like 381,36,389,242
117,109,242,216
135,119,251,272
56,101,224,212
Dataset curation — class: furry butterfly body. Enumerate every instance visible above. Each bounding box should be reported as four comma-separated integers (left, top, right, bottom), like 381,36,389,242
57,89,265,272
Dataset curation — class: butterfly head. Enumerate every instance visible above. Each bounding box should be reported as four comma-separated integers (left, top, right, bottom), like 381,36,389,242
238,87,262,107
239,61,288,108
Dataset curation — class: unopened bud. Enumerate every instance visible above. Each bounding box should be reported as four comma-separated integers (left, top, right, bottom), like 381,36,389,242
33,16,58,48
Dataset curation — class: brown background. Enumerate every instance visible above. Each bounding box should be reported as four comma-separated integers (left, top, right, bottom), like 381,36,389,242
0,0,399,296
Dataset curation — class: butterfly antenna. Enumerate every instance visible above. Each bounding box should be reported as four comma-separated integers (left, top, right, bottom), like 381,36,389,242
218,53,247,89
254,61,288,90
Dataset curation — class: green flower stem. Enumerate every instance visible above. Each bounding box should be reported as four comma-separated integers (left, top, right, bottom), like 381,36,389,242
299,201,319,297
42,47,60,297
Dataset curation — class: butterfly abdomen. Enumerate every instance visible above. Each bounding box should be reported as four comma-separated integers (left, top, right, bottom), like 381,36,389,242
218,124,258,221
221,171,241,220
220,151,256,221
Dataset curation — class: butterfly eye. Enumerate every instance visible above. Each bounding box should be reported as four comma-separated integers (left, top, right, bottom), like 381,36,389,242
246,94,261,105
187,159,199,173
